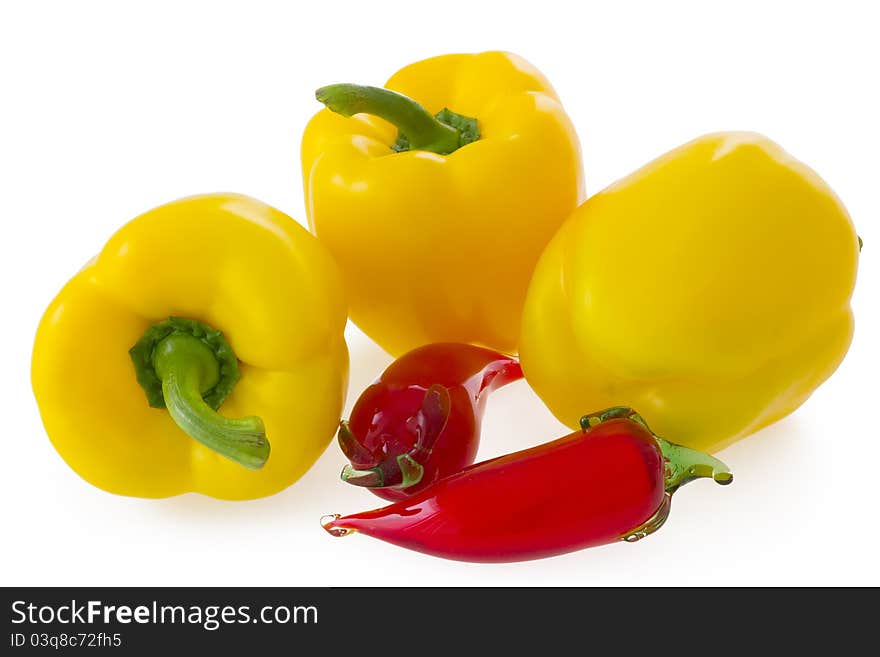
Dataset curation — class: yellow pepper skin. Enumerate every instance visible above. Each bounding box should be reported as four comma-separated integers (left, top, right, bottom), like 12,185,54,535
520,132,859,453
32,194,349,500
302,51,584,356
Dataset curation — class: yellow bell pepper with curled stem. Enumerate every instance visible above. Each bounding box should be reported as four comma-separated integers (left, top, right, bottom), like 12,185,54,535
520,132,859,453
301,51,584,356
32,194,349,499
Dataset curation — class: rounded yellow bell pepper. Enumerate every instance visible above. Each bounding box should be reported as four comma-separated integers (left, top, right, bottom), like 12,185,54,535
301,51,584,356
32,194,349,499
520,132,859,453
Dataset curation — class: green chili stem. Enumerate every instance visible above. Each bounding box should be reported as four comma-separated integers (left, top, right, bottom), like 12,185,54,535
340,464,384,488
658,437,733,493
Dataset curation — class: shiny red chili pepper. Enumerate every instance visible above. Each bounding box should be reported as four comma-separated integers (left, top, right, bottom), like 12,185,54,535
323,407,733,562
337,343,522,501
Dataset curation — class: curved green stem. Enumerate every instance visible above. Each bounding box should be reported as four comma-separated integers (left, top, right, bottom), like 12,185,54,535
658,437,732,493
339,455,424,489
396,454,425,489
316,84,477,155
130,318,269,470
341,464,384,488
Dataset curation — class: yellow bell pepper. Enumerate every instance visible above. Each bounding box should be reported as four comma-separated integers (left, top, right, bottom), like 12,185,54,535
32,194,349,500
301,51,584,356
520,132,859,453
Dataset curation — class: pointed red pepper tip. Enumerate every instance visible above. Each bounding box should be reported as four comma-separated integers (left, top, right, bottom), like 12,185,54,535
320,514,356,538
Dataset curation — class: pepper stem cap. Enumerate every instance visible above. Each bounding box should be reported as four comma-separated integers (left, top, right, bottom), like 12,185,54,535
316,83,478,155
130,317,269,470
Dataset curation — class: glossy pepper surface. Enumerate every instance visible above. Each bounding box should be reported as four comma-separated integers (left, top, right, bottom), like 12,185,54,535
32,194,349,500
302,51,584,356
338,343,523,501
520,132,859,453
323,407,732,563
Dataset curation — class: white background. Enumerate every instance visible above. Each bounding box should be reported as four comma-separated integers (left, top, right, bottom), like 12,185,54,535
1,0,877,586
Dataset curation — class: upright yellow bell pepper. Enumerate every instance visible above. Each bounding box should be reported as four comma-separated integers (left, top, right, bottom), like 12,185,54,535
32,194,349,499
520,132,859,453
302,51,584,356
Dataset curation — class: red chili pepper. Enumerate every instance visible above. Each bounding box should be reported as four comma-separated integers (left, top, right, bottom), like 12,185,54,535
338,343,522,501
322,407,733,562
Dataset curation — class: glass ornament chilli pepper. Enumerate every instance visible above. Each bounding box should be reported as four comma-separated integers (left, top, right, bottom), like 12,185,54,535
338,343,523,501
31,194,349,500
301,51,584,356
322,408,732,563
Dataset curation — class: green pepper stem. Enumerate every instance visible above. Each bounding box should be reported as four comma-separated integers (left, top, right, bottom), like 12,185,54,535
153,333,269,470
340,464,384,488
657,437,732,493
316,83,461,154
